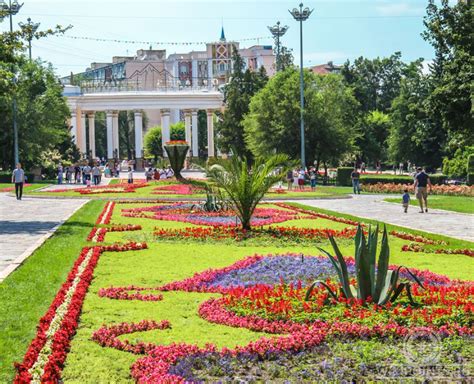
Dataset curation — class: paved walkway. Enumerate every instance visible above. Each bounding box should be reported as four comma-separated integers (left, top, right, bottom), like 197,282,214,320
0,194,87,282
290,194,474,242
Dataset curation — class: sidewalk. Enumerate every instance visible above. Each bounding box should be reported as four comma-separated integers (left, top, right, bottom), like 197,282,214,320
290,194,474,242
0,194,87,282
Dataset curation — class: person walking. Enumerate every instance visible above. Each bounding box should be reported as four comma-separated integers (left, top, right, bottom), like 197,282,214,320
92,164,101,185
83,163,92,185
309,168,317,191
351,167,361,194
297,168,305,191
127,167,134,184
286,169,294,191
12,163,25,200
414,167,432,213
57,164,63,184
74,164,81,184
402,188,410,213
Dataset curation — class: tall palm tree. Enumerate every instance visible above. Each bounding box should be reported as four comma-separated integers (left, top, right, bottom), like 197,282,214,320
206,154,292,230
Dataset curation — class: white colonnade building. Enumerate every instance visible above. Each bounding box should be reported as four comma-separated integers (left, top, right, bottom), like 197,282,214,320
65,86,223,168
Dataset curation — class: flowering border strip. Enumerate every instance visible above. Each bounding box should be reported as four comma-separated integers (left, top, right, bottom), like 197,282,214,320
0,183,32,192
153,225,358,242
98,286,163,301
47,181,149,195
390,230,448,245
96,201,115,225
402,243,474,257
13,241,149,383
362,183,474,197
87,224,142,243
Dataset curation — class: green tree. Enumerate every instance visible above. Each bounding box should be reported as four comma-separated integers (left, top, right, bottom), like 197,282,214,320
216,48,268,158
206,154,291,230
388,60,445,169
341,52,405,113
442,146,474,178
356,111,392,165
170,121,185,141
244,69,358,168
422,0,473,153
144,126,162,161
0,60,76,170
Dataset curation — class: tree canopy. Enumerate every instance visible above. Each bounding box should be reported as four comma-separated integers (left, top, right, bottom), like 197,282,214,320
244,69,358,169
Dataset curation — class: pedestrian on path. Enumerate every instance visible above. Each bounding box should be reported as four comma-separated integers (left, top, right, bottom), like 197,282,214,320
351,167,361,194
92,164,100,185
414,167,432,213
127,167,134,184
11,163,25,200
402,188,410,213
57,164,63,184
286,169,294,191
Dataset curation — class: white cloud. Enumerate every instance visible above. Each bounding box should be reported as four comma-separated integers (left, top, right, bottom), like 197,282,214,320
375,2,424,16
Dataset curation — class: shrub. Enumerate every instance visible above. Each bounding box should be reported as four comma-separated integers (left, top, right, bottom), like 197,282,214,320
360,174,446,185
468,155,474,186
336,167,353,186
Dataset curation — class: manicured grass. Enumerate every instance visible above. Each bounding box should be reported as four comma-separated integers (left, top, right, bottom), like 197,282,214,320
5,200,473,382
385,196,474,214
0,200,104,383
0,182,51,193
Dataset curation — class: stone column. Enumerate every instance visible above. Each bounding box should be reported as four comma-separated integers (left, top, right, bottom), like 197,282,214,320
70,111,77,146
160,109,170,156
184,110,192,154
112,111,119,159
79,112,87,155
106,111,114,160
134,111,143,170
207,109,215,158
191,109,198,157
88,112,96,159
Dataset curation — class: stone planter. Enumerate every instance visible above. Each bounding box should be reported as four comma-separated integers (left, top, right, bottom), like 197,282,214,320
164,141,190,180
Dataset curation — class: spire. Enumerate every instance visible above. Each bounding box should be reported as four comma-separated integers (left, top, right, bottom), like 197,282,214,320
220,26,226,41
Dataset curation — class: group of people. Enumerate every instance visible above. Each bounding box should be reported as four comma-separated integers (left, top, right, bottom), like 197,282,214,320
57,163,102,186
286,167,319,192
350,165,433,214
144,166,174,182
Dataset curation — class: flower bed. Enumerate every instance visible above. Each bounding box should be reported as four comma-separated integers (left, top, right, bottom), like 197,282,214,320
13,242,148,383
123,204,301,227
389,230,448,245
87,224,142,242
47,181,148,195
151,184,204,195
154,226,358,243
96,202,115,225
159,254,454,294
98,286,163,301
402,243,474,257
0,183,31,192
275,203,362,226
361,183,474,196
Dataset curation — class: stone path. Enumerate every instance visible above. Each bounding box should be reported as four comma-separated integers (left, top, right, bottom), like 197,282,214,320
0,194,87,282
290,194,474,242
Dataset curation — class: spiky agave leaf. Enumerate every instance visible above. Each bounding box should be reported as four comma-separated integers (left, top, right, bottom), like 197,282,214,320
305,280,338,302
328,236,353,298
367,224,379,297
355,230,371,300
373,226,390,302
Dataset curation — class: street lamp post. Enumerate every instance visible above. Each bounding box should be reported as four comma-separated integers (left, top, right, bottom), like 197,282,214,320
18,17,40,60
289,3,313,169
1,0,24,167
267,21,289,72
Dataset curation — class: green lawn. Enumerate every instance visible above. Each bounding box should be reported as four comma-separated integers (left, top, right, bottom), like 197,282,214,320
384,195,474,214
0,182,51,193
1,199,472,382
0,200,104,383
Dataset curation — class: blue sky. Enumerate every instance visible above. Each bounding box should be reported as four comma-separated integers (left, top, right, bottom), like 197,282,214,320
1,0,439,76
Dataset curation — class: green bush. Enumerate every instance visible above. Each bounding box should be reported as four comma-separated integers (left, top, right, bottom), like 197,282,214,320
360,175,413,185
467,173,474,186
442,146,474,178
336,167,353,186
0,172,35,183
360,174,446,185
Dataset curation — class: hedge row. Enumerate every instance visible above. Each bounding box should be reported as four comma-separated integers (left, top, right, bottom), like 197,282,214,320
335,168,447,186
0,172,35,183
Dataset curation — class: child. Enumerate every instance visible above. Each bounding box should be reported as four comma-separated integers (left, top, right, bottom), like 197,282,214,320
402,188,410,213
127,167,133,184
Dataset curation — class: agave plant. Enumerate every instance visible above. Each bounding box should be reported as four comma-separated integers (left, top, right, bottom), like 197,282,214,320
306,225,424,306
206,154,292,230
192,186,229,212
